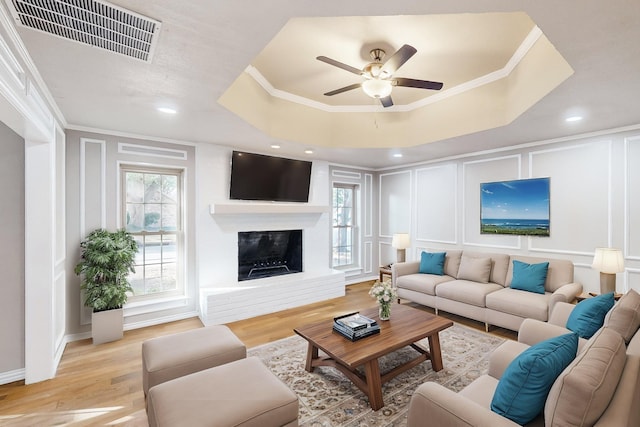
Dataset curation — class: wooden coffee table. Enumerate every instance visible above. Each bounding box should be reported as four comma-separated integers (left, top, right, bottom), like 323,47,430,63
293,304,453,410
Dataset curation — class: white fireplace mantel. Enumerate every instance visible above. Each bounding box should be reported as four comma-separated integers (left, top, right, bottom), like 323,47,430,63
209,203,330,215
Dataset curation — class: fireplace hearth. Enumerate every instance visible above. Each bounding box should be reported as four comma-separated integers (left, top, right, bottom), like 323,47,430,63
237,229,303,281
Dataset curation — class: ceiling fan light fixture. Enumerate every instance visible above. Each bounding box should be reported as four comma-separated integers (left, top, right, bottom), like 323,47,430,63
362,79,393,99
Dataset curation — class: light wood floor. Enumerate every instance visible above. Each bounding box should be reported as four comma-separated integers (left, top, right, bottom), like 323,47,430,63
0,281,515,426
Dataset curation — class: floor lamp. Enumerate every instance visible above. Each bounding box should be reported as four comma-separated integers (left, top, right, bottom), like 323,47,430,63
592,248,624,294
392,233,411,263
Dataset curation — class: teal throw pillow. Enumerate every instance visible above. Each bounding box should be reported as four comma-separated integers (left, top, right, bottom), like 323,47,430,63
491,333,578,425
566,292,615,339
419,251,446,275
510,260,549,294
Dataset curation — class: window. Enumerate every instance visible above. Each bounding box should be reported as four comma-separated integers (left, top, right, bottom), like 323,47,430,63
332,184,357,267
122,166,183,300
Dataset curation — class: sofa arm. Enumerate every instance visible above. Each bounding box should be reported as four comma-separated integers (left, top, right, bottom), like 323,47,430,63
518,318,572,347
391,261,420,287
407,382,520,427
548,301,576,327
549,282,583,313
488,341,529,379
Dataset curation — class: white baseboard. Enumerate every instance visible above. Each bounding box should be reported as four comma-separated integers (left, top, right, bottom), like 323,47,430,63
63,311,201,344
124,311,200,331
345,275,377,286
0,368,25,385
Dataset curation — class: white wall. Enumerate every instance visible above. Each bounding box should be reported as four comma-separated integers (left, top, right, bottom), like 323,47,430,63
328,166,378,284
65,130,199,336
379,129,640,295
0,121,25,377
196,144,333,287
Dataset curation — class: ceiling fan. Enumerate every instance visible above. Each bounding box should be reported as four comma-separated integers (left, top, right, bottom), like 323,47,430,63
317,44,443,108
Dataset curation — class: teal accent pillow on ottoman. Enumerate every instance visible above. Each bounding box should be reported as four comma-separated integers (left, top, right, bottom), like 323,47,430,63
491,332,578,425
567,292,615,339
510,260,549,294
419,251,446,275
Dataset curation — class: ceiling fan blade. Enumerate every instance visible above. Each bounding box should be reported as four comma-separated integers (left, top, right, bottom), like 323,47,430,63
380,95,393,108
323,83,362,96
394,77,443,91
380,44,417,75
316,56,363,75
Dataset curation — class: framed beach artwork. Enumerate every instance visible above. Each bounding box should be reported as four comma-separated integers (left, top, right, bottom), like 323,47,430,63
480,177,550,236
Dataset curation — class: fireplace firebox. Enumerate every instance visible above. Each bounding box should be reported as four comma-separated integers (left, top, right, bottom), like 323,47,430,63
237,229,303,281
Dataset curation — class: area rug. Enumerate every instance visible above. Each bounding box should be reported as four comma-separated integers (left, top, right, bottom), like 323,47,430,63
248,323,505,427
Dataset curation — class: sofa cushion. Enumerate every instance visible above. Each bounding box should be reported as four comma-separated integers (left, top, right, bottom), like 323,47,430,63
419,251,446,275
604,288,640,344
567,293,615,339
461,251,510,286
396,273,454,296
491,333,578,425
544,328,626,427
443,250,463,278
506,255,574,292
457,256,492,283
486,288,551,321
436,280,503,307
510,260,549,294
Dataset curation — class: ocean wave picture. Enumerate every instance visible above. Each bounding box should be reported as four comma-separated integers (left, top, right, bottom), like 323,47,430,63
480,177,550,236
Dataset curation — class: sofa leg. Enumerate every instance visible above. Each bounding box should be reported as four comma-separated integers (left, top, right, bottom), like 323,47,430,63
485,323,490,333
435,308,438,315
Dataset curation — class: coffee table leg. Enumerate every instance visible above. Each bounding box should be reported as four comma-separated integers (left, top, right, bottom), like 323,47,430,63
305,342,318,372
364,359,384,411
428,333,444,371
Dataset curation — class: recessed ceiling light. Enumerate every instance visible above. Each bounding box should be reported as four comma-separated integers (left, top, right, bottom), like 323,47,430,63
157,107,177,114
271,144,281,149
565,116,583,122
393,153,403,158
304,149,314,154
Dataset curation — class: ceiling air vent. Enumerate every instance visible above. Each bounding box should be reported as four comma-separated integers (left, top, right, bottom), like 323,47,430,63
6,0,162,62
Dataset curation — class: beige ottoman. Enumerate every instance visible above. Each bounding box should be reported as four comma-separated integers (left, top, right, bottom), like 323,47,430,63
147,356,299,427
142,325,246,396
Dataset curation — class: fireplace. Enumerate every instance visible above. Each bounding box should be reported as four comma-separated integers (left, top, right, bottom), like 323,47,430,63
237,229,303,281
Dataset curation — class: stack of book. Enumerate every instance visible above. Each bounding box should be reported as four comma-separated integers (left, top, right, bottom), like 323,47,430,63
333,312,380,341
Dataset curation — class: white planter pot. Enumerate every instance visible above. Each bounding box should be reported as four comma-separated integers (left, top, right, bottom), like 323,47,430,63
91,308,123,345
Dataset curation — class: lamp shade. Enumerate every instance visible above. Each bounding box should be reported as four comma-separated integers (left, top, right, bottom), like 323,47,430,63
392,233,410,249
362,78,393,99
592,248,624,274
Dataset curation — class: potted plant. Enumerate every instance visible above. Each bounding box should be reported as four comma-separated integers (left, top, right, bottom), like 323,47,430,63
74,228,138,344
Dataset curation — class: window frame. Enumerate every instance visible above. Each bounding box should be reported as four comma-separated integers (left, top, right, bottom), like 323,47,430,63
120,164,185,303
332,183,359,269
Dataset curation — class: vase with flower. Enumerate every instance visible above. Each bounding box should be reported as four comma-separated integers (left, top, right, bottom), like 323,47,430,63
368,280,397,320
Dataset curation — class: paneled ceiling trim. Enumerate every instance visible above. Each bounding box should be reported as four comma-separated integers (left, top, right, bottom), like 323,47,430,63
245,26,543,113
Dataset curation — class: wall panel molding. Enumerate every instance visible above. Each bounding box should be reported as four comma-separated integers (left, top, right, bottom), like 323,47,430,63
625,135,640,260
364,241,372,274
627,269,640,293
415,164,458,244
118,142,187,160
529,140,611,254
54,125,66,267
365,173,373,238
332,169,361,179
379,170,412,238
462,154,521,248
79,138,106,237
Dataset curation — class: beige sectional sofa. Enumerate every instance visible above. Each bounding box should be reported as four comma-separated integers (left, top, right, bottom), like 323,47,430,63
406,289,640,426
393,250,583,332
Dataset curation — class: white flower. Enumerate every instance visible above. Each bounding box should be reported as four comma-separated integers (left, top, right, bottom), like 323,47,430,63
369,280,397,305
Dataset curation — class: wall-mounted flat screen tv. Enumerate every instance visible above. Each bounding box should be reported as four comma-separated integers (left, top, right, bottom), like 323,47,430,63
229,151,312,202
480,177,550,236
